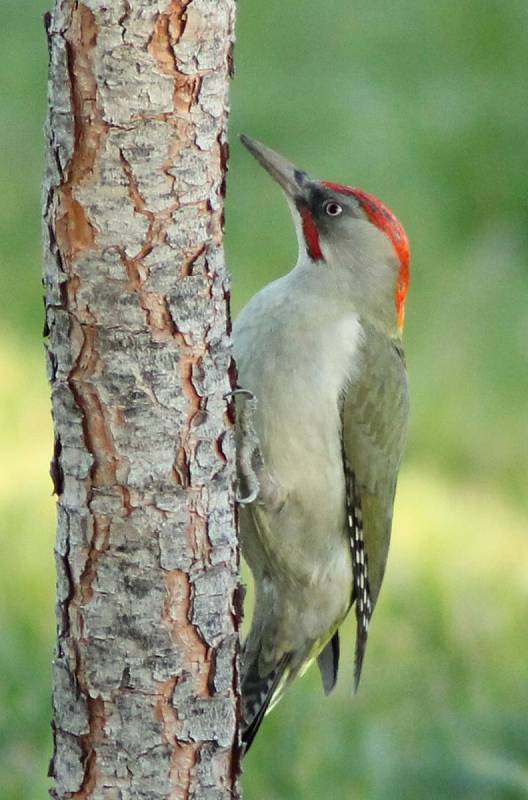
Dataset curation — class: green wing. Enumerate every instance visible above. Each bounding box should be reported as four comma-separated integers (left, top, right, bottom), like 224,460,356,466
342,322,410,686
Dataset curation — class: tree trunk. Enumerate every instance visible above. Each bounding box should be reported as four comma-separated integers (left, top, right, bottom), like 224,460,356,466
43,1,240,798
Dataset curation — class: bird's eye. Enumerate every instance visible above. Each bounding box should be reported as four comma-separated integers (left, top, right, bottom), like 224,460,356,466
324,200,343,217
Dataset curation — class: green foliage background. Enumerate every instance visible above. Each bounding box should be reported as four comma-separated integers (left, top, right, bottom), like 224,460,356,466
1,1,527,798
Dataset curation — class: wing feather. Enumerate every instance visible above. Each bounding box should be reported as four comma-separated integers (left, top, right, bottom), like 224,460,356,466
342,325,409,686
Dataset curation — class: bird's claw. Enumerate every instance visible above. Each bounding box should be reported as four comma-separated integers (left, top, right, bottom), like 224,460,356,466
236,487,259,506
224,387,255,402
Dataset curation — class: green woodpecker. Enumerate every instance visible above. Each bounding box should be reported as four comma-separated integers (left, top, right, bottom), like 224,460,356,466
233,135,410,751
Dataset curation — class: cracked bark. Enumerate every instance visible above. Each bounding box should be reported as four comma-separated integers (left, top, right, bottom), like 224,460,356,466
43,1,240,798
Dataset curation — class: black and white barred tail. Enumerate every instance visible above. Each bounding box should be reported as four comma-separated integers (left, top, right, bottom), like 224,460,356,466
241,652,292,753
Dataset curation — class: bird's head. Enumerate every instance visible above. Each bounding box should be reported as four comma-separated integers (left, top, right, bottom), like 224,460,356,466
240,135,411,333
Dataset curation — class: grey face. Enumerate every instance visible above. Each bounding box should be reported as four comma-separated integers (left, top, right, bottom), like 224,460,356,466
295,184,365,242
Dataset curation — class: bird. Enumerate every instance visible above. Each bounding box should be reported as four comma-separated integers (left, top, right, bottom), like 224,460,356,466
233,134,410,752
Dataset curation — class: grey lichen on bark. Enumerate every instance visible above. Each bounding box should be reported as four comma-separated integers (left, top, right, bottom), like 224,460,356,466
43,1,240,798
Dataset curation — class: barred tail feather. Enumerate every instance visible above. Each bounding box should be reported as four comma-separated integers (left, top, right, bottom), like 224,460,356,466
241,653,291,753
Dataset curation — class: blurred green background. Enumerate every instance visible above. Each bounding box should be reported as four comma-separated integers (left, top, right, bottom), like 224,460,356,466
1,1,527,798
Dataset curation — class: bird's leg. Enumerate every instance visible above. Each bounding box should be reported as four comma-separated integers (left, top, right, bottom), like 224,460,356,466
224,388,262,505
224,387,285,512
225,388,284,511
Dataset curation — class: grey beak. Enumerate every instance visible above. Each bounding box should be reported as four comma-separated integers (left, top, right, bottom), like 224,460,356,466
240,134,309,200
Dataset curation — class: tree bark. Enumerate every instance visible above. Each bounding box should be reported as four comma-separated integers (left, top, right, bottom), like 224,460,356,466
43,1,240,798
